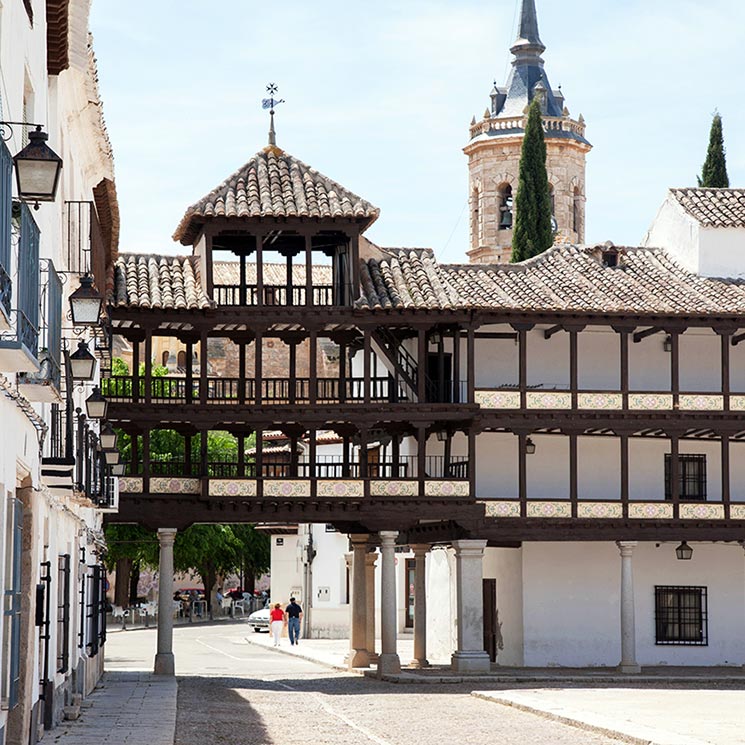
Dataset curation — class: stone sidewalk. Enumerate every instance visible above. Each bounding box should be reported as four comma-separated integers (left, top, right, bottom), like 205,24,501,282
50,672,176,745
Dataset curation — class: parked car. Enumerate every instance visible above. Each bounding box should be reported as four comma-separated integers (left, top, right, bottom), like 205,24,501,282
247,606,270,632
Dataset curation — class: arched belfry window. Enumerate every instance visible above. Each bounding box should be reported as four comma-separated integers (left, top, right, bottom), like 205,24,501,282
498,183,513,230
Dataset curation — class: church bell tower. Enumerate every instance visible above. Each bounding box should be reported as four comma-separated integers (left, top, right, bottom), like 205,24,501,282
464,0,591,263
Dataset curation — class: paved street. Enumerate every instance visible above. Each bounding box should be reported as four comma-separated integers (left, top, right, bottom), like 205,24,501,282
102,623,625,745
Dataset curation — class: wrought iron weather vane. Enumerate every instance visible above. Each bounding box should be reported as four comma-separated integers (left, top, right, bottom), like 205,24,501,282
262,83,285,146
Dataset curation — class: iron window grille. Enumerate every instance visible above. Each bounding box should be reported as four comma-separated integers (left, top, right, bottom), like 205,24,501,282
664,454,706,501
655,586,708,646
2,497,23,709
57,555,71,673
37,562,52,699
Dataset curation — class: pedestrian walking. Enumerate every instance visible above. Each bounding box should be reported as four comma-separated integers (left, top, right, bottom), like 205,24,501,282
285,597,303,645
270,603,284,646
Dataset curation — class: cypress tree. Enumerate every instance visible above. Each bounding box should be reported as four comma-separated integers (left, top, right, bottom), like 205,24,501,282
698,113,729,188
511,97,553,262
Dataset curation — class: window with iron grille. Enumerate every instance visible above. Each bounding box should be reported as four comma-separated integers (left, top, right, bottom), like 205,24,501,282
664,454,706,501
57,555,70,673
655,586,708,645
2,497,23,709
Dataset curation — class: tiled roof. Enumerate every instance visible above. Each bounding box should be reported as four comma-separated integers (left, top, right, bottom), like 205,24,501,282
173,146,380,245
108,254,212,310
671,188,745,228
357,244,745,315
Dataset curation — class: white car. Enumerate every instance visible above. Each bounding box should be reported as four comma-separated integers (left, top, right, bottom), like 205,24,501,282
247,606,270,633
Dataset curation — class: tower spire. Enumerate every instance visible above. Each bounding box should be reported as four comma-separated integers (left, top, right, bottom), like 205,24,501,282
510,0,546,59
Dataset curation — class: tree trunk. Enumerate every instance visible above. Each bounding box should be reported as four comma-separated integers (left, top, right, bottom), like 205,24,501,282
244,560,256,595
199,567,217,618
129,560,141,605
115,557,132,608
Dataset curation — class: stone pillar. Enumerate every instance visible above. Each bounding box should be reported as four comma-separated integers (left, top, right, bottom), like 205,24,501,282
378,530,401,675
154,528,177,675
365,547,378,662
410,544,429,668
349,534,370,668
451,539,490,673
617,541,641,674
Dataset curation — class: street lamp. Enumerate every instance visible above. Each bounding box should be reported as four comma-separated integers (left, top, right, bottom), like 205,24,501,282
85,386,108,419
103,448,120,466
69,340,96,381
110,462,126,477
99,423,117,450
3,124,63,203
675,541,693,561
69,274,103,326
525,437,536,455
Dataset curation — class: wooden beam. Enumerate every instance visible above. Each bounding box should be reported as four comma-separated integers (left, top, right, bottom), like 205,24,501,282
544,324,563,340
731,332,745,347
633,327,661,343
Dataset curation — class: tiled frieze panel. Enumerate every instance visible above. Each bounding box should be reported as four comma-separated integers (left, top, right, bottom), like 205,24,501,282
678,395,723,411
208,480,257,497
370,480,418,497
628,502,674,519
475,390,520,409
628,393,673,410
118,477,143,493
526,501,572,518
577,393,623,410
730,505,745,520
150,477,200,495
679,503,725,520
527,391,572,409
263,480,311,498
577,502,623,519
480,500,521,518
316,480,364,498
424,481,471,497
729,396,745,411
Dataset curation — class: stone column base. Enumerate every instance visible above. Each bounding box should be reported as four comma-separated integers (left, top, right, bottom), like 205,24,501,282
450,651,491,673
154,652,175,676
409,658,430,669
377,652,401,676
618,662,641,674
349,649,371,669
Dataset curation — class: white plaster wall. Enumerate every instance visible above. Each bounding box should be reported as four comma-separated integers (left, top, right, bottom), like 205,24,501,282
426,547,457,662
629,335,670,391
523,542,745,667
269,534,302,605
731,441,745,502
476,433,517,498
527,435,569,500
698,227,745,280
578,328,619,390
483,547,524,666
527,328,569,389
642,195,700,272
578,437,620,501
679,331,720,392
474,326,518,388
730,342,745,393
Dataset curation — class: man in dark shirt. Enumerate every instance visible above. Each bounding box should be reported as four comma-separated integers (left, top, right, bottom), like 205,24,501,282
285,597,303,645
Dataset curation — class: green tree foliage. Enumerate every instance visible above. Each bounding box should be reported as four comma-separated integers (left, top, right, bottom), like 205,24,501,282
698,113,729,188
511,97,553,262
103,524,158,607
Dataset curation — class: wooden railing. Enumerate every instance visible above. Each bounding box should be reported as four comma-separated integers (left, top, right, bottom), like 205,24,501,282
212,283,336,307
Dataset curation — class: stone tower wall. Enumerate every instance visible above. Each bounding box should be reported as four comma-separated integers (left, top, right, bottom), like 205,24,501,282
466,134,589,263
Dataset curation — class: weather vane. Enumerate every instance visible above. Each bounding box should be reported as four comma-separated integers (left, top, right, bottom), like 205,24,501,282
262,83,285,146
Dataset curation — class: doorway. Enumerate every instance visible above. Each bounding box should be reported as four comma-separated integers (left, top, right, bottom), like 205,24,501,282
405,559,415,628
482,578,497,662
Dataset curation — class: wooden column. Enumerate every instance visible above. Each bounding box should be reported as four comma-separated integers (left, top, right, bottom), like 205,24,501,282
237,434,245,478
721,332,731,411
290,435,299,477
342,435,351,478
289,341,297,405
131,433,139,477
670,433,680,520
519,329,527,410
142,430,151,492
437,331,445,403
185,340,194,405
255,332,263,405
363,330,371,405
569,329,578,409
359,428,369,480
309,330,318,405
132,337,141,404
468,430,476,496
255,428,263,497
467,326,475,404
239,253,247,306
144,329,153,405
309,429,317,497
620,433,629,519
339,342,347,403
200,430,208,478
392,436,400,478
238,340,246,405
453,327,462,404
305,233,313,306
619,330,629,410
351,232,360,303
417,427,427,495
722,433,731,519
418,329,427,403
184,434,192,476
256,233,264,306
199,330,208,405
569,432,578,518
670,332,680,409
286,254,294,306
518,432,527,518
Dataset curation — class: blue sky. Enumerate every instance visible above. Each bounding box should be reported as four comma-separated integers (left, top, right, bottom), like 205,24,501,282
91,0,745,263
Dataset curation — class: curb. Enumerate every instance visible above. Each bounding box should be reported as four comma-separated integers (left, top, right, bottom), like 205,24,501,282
471,692,651,745
243,636,359,674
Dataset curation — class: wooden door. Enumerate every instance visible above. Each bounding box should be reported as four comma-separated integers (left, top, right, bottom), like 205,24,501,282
482,578,497,663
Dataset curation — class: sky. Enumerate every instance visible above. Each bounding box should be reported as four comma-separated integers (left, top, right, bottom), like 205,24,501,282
90,0,745,264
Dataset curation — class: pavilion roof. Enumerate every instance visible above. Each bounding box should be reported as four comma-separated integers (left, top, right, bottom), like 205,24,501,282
670,188,745,228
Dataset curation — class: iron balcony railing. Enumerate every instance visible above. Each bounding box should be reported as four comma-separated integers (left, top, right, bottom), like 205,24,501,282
0,141,12,318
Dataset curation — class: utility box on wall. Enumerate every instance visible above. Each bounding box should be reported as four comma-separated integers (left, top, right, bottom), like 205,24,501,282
317,586,330,601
